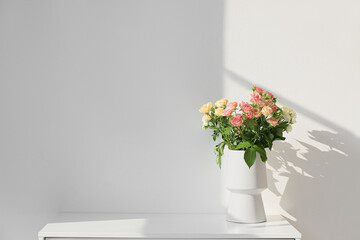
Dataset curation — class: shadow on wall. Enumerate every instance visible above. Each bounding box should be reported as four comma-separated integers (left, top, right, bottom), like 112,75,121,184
268,131,360,240
225,69,360,240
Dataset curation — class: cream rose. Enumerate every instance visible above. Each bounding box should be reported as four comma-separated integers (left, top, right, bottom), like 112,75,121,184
280,105,297,124
199,102,213,113
261,106,272,117
282,110,291,122
286,125,292,133
289,109,297,123
202,114,211,127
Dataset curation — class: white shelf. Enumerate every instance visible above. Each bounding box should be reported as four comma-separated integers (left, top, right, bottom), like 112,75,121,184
38,213,301,239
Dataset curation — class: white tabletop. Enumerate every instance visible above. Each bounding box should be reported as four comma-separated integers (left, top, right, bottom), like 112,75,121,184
39,213,301,239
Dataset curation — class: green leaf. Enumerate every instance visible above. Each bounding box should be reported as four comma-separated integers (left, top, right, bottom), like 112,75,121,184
274,136,286,141
264,135,272,148
216,154,221,168
269,133,274,140
214,142,226,169
253,145,267,163
212,134,217,141
275,128,283,137
224,127,232,135
236,142,252,150
219,144,224,155
244,119,257,129
268,142,273,150
244,147,256,168
214,144,219,155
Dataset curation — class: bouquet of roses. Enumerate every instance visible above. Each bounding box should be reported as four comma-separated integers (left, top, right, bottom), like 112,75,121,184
199,87,296,168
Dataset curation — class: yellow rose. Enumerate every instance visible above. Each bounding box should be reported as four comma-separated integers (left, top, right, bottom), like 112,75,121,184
203,114,211,121
215,98,228,108
199,102,213,113
215,108,224,116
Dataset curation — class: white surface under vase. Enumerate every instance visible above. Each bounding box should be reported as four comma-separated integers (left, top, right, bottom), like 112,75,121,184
224,148,267,223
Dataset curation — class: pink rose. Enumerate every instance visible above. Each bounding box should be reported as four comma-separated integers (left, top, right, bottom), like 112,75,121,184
250,93,260,104
245,112,253,119
231,115,243,126
257,98,265,107
221,108,233,116
261,106,272,116
266,91,274,99
255,87,263,93
267,117,278,126
265,100,273,106
265,100,277,112
228,101,238,109
240,101,253,113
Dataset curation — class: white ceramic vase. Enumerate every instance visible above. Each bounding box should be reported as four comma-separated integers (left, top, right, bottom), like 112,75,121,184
225,148,267,223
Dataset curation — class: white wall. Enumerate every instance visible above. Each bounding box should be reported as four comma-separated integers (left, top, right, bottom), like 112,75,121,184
0,1,224,239
223,1,360,239
1,0,360,240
